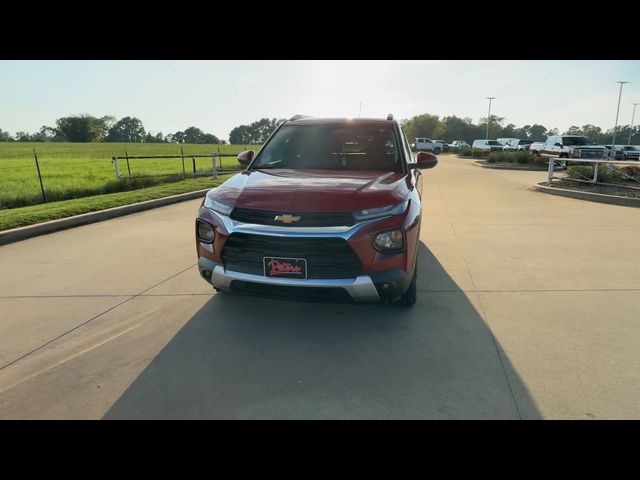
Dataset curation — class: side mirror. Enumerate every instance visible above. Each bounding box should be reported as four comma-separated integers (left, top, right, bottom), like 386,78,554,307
237,150,254,167
413,151,438,169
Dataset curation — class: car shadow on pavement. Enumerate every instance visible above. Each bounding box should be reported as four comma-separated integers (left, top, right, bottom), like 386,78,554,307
104,242,541,419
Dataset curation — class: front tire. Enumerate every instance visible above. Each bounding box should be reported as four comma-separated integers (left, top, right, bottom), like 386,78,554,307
433,147,442,155
398,266,417,307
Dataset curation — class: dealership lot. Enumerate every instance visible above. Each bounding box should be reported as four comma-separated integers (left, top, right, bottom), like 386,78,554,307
0,154,639,419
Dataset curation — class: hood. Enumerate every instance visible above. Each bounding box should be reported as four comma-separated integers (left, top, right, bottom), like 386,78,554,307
208,169,411,212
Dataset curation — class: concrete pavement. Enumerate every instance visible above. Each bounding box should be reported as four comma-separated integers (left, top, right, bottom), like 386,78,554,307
0,154,638,419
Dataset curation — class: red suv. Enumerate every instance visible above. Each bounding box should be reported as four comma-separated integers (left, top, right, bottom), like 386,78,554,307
195,116,437,306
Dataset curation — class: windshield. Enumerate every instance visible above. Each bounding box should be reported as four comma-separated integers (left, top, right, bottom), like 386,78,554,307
487,141,501,146
562,136,593,146
519,140,533,145
252,124,402,171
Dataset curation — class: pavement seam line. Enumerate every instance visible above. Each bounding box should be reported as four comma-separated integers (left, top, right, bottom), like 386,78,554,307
3,288,640,299
0,263,198,372
0,324,142,396
438,185,523,420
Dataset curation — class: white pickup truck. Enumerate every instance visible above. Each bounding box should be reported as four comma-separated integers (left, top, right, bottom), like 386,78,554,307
529,141,545,155
541,135,606,159
413,138,444,154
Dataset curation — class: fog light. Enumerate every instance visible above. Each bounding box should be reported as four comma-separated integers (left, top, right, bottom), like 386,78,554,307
373,229,404,252
196,219,215,243
200,268,212,280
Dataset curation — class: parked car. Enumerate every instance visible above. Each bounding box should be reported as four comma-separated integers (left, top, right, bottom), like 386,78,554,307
433,140,449,152
603,145,624,160
541,135,606,159
472,139,504,152
413,138,444,154
618,145,640,160
448,140,470,152
497,137,519,146
529,141,545,155
195,115,438,306
503,139,534,152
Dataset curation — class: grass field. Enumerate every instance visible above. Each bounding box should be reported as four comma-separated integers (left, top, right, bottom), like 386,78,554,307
0,175,232,231
0,142,258,209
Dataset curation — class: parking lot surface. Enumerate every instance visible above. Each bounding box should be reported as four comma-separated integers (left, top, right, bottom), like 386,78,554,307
1,154,639,419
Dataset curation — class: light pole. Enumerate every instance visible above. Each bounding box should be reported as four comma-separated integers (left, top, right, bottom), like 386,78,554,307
486,97,495,140
611,81,629,155
629,102,639,145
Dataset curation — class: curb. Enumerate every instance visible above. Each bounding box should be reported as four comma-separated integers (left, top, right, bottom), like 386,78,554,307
473,161,549,171
532,183,640,208
0,188,211,246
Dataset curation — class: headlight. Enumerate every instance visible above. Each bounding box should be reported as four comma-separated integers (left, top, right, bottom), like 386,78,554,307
353,201,408,222
204,195,233,216
196,219,215,243
373,229,405,252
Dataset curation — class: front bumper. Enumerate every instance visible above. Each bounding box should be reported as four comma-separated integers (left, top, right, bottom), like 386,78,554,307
198,256,410,303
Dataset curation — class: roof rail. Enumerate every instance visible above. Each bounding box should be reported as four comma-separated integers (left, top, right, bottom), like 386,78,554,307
289,114,312,121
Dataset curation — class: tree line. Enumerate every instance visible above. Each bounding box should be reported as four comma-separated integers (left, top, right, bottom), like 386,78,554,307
400,113,640,145
3,113,640,145
0,115,223,144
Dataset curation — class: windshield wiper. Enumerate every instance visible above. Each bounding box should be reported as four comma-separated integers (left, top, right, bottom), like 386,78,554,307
254,165,279,169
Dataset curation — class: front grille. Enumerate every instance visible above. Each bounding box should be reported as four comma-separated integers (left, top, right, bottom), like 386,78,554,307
229,280,353,303
573,149,605,159
230,207,356,227
221,233,362,279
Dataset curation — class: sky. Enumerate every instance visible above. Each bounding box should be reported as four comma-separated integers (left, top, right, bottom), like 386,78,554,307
1,60,640,141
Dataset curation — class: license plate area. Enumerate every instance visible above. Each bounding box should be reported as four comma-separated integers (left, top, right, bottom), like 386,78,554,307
263,257,307,279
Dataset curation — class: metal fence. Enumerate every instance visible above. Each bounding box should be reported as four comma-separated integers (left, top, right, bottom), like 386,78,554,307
112,152,240,180
546,157,640,187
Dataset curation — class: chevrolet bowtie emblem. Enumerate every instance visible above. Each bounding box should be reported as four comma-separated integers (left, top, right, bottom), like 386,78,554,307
274,214,301,224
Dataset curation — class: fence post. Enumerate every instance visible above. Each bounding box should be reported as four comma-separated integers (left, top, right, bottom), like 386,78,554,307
181,157,186,176
125,150,131,177
593,160,599,183
33,148,47,204
217,145,222,170
546,156,554,186
212,154,218,179
192,156,196,174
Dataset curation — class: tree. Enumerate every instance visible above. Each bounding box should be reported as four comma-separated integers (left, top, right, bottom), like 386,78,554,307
441,115,476,143
15,131,31,142
478,115,505,139
183,127,206,143
202,133,220,144
581,124,604,143
501,123,518,138
55,115,111,142
229,125,250,144
144,131,165,143
0,128,14,141
172,131,186,144
526,124,548,141
229,118,286,144
563,126,583,135
400,114,445,143
105,116,146,142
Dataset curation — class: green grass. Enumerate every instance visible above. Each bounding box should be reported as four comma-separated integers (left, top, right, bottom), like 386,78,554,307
0,175,232,231
0,142,258,209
